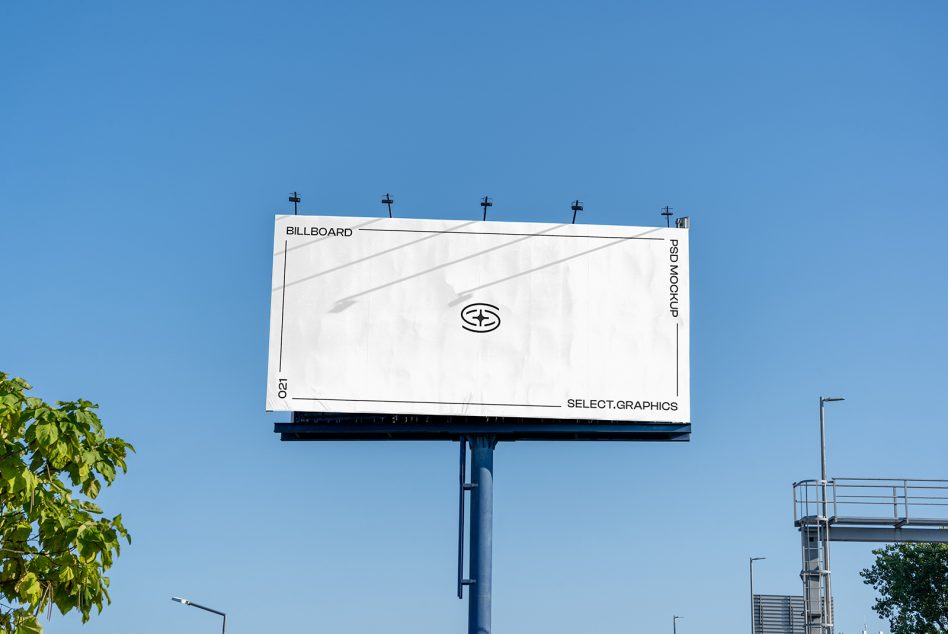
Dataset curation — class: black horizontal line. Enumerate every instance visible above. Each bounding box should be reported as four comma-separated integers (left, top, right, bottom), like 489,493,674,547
358,228,663,240
291,397,561,408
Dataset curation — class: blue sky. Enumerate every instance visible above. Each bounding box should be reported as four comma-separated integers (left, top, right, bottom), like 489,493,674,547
2,1,947,633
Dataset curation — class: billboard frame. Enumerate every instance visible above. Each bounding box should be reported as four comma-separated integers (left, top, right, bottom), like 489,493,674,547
275,412,690,441
268,214,690,424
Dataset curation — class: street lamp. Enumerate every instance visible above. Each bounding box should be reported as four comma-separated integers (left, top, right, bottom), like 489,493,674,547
172,596,226,633
819,396,844,494
750,556,766,634
674,615,683,634
819,396,844,634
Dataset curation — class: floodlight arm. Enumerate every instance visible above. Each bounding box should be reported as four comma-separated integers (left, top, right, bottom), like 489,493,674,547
171,597,226,633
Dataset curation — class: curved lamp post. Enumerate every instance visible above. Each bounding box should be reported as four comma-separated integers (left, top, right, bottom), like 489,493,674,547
172,596,226,633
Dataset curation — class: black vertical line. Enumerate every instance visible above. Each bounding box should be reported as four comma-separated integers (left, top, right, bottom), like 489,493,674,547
676,323,679,397
279,240,288,372
457,437,466,599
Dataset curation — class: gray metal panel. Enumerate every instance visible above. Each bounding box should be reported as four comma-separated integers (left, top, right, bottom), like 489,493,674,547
826,526,948,543
753,595,806,634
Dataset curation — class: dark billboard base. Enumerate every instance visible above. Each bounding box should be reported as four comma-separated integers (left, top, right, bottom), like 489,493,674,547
276,413,691,442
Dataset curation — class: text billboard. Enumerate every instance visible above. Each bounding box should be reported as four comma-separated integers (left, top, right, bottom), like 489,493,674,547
267,215,689,423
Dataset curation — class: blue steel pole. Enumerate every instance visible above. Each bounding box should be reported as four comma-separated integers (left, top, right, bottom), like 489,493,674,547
468,436,495,634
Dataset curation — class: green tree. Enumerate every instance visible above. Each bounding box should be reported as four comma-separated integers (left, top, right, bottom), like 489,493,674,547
0,372,133,634
861,543,948,634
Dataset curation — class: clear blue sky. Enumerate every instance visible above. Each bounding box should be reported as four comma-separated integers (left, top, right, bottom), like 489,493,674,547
2,1,947,633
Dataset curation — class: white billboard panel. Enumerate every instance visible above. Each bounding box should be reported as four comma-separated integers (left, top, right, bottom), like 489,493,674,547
267,215,689,422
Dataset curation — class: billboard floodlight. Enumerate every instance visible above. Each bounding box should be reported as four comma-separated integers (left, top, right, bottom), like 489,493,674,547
480,195,492,221
288,191,301,215
381,193,394,218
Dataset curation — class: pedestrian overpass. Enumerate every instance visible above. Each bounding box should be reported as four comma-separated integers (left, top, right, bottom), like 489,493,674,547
792,478,948,634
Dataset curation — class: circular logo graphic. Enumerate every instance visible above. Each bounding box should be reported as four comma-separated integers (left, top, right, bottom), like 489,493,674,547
461,303,501,333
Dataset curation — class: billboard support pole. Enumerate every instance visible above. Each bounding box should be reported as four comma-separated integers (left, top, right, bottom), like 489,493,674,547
458,437,469,599
468,435,495,634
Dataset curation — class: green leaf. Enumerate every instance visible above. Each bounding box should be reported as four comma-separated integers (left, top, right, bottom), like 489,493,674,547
95,460,115,483
14,612,44,634
83,477,101,499
27,555,52,575
15,571,43,604
14,466,39,495
80,501,103,514
34,422,58,447
11,521,32,542
0,454,22,480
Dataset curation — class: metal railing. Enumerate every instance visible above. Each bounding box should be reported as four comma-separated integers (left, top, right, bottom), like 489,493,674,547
793,478,948,527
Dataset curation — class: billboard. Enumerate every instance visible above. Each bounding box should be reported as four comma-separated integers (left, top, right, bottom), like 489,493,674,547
267,215,689,423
